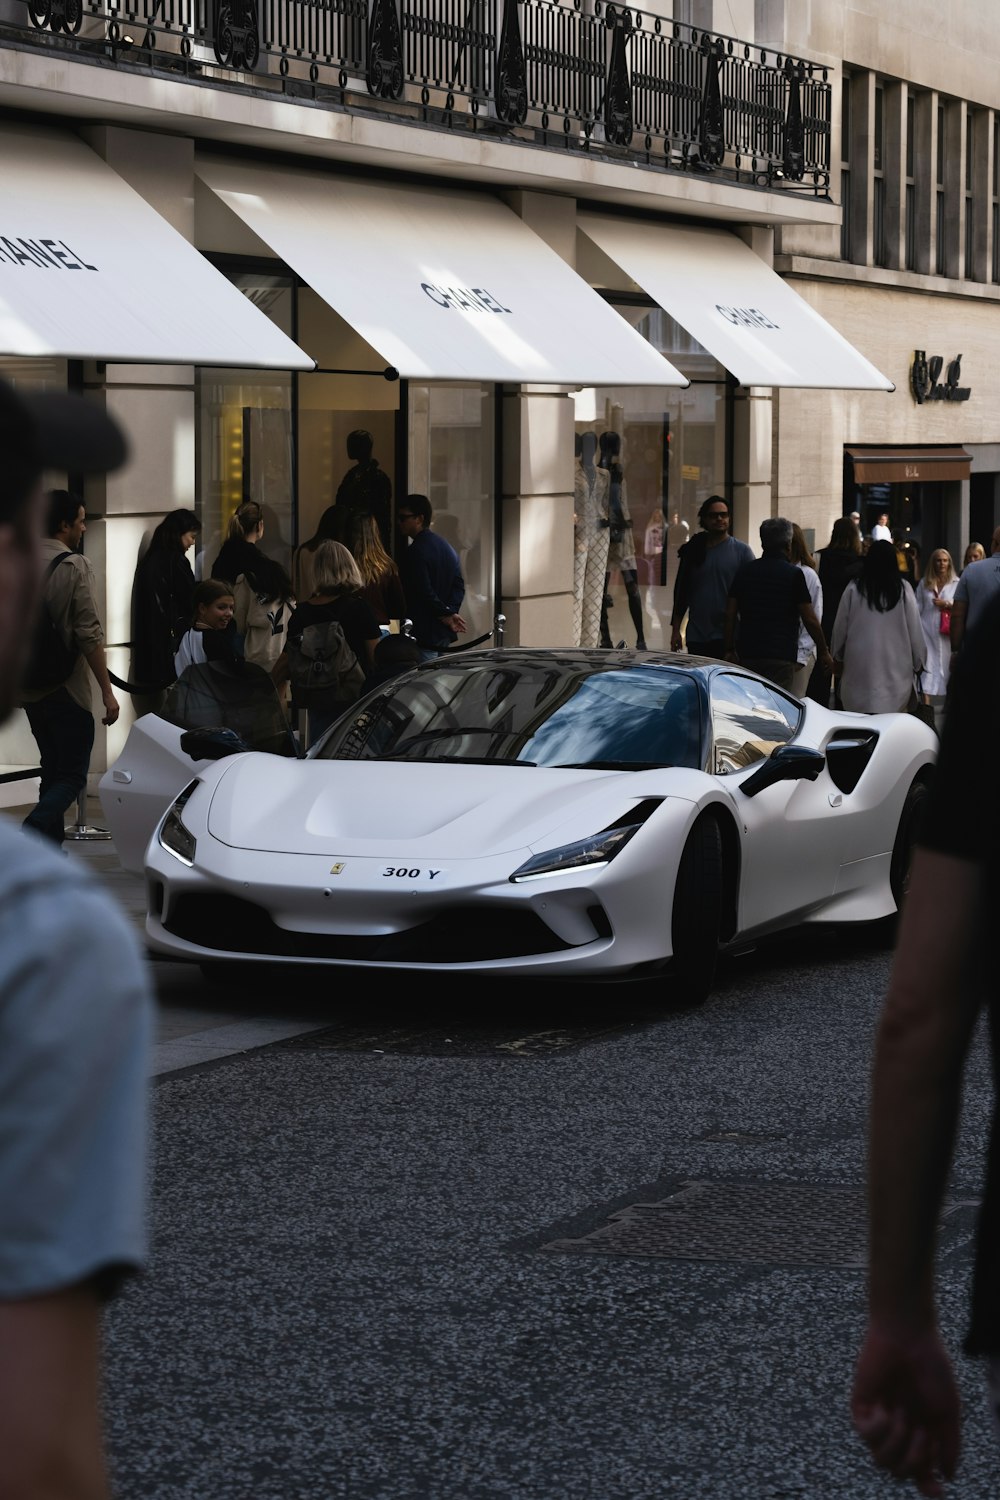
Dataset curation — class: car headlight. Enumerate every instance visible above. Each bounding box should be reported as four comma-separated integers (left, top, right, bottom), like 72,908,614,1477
158,780,200,866
510,823,642,883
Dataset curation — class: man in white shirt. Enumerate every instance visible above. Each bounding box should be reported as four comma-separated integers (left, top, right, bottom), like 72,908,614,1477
871,512,893,543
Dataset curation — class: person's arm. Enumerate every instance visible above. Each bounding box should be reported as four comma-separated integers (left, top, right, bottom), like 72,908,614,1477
851,847,984,1497
0,1285,110,1500
948,598,967,656
670,551,692,650
83,643,119,726
798,603,834,672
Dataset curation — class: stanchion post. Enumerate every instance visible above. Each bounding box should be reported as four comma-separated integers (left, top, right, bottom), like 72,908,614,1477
494,613,506,646
64,786,112,842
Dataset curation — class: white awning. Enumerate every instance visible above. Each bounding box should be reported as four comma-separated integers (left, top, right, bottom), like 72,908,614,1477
578,213,894,391
195,158,686,387
0,127,313,369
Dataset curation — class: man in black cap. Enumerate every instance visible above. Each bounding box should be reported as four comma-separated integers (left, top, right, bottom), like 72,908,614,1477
0,380,152,1499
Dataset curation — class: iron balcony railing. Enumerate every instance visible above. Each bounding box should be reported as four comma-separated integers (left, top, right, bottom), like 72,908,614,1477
12,0,831,192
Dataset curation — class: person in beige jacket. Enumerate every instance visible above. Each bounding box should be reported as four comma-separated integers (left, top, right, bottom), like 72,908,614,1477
18,487,119,844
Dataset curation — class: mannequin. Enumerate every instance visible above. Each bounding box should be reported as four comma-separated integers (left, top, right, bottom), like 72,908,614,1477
598,431,647,649
573,431,611,647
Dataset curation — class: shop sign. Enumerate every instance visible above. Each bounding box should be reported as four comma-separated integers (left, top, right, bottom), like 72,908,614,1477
911,350,971,404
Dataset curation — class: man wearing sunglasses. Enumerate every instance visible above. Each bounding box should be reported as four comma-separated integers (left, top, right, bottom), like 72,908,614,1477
669,495,754,659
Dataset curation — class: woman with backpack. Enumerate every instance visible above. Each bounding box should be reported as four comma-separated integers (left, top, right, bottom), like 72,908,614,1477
273,540,380,746
211,501,295,675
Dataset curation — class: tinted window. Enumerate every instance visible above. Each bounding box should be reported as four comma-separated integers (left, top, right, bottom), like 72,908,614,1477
711,674,801,775
315,656,705,769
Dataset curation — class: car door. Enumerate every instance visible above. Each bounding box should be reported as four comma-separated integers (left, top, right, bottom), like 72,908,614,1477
708,672,847,933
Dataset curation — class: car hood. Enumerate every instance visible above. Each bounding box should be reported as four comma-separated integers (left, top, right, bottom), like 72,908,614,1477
204,756,677,857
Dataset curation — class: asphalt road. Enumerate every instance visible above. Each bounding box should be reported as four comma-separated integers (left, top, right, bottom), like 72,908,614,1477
15,807,1000,1497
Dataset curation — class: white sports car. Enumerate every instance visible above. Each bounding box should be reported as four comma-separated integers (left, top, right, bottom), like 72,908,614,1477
100,649,937,1002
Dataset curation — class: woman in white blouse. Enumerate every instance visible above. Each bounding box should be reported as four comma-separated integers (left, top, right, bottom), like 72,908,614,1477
831,540,925,714
790,523,823,698
915,548,958,725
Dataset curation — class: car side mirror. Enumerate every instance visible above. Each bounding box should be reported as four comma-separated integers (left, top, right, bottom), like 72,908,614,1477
740,744,826,798
180,726,248,761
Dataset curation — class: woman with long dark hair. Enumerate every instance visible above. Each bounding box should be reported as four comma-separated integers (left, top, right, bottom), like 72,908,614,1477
344,509,406,630
830,539,925,713
807,514,863,708
130,507,201,714
211,500,295,673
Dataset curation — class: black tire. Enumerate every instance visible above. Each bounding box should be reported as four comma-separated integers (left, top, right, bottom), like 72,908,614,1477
669,816,723,1005
890,780,929,910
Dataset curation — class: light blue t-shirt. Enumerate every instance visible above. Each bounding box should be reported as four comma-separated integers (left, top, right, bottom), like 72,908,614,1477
687,535,756,644
0,821,152,1299
954,554,1000,637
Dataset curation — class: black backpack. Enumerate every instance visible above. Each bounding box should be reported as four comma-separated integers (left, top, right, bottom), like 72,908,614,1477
286,619,365,706
22,554,79,691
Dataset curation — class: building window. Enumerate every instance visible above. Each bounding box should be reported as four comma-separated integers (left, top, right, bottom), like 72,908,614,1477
965,107,976,280
905,92,916,271
936,101,946,275
840,76,852,261
993,115,1000,283
873,82,887,267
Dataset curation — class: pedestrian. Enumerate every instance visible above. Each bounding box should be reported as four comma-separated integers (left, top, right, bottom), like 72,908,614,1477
173,578,245,676
130,507,200,716
789,522,823,698
722,516,831,691
807,515,863,708
332,428,393,551
949,525,1000,656
17,488,120,846
872,511,893,543
915,549,958,729
597,430,647,650
670,496,754,659
397,493,467,660
0,377,152,1497
274,539,380,745
850,585,1000,1496
344,508,406,633
211,500,295,674
292,504,339,604
830,538,925,713
573,431,611,647
962,540,986,570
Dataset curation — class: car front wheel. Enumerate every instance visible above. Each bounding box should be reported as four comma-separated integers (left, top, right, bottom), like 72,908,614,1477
669,815,724,1005
890,779,929,910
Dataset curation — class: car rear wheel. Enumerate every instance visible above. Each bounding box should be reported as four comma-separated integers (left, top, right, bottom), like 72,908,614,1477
890,779,929,910
669,815,723,1005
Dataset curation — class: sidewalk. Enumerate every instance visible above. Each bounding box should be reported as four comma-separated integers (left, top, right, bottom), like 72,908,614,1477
4,793,331,1074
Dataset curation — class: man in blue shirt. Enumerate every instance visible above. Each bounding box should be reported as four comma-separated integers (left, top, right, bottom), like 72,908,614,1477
670,495,755,659
397,493,467,660
0,379,152,1499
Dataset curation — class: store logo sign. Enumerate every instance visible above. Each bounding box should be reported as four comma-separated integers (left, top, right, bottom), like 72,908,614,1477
911,350,971,403
421,283,513,314
0,237,98,270
715,304,780,330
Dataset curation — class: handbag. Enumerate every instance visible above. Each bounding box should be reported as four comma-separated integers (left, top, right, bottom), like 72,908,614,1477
939,606,951,636
908,673,937,732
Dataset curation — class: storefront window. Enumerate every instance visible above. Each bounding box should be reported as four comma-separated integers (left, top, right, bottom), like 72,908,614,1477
196,274,295,581
407,384,495,642
572,308,728,650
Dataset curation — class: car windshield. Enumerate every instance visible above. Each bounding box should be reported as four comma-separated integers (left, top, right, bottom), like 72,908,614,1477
314,654,705,769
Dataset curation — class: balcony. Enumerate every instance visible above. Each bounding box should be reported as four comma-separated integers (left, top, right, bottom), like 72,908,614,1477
8,0,831,193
